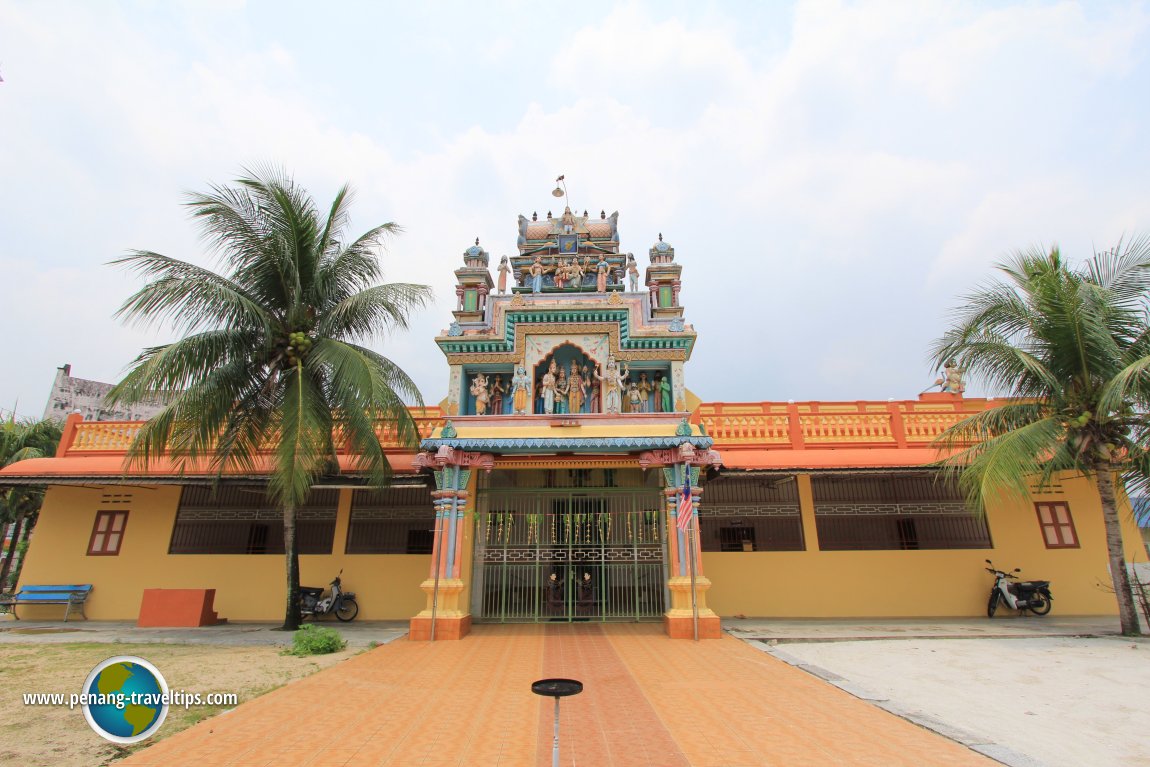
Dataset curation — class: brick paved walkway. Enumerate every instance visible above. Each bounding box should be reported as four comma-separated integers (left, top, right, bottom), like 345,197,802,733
119,624,994,767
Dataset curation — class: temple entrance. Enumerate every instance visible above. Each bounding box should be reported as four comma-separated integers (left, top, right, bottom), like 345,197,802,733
472,468,666,623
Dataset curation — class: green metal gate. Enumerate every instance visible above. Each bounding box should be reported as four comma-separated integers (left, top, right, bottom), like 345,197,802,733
472,475,666,623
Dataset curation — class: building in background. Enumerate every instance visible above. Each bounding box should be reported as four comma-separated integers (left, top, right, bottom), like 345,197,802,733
42,364,168,423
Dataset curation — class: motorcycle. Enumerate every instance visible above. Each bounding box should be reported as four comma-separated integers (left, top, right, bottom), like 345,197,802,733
985,559,1053,617
300,569,359,622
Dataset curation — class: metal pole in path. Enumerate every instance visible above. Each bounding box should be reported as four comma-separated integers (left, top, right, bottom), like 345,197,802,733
552,696,560,767
531,678,583,767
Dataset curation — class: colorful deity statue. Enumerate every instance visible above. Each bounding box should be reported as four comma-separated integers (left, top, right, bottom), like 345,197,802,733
584,363,599,412
570,257,585,289
470,372,490,415
626,253,639,292
541,359,558,414
529,255,546,294
554,258,567,289
497,255,511,294
511,363,530,415
568,363,586,414
555,366,569,414
941,359,965,394
490,374,506,415
596,356,629,415
637,372,652,413
626,380,643,413
596,256,610,293
657,372,672,412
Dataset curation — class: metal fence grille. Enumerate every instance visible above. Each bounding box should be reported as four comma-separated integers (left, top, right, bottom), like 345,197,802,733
811,474,991,550
699,475,804,551
346,486,435,554
170,486,338,554
473,474,666,623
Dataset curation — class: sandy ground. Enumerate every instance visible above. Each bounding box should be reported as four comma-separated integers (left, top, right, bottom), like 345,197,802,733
0,643,356,767
769,636,1150,767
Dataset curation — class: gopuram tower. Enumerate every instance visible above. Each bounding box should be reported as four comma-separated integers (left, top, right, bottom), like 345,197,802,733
409,188,722,640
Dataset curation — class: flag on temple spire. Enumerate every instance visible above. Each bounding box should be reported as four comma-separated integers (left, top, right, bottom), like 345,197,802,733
677,473,693,533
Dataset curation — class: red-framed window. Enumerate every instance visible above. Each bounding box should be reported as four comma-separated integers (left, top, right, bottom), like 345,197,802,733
88,510,128,556
1035,502,1079,548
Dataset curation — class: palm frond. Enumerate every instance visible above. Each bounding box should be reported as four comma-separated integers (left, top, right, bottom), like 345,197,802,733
311,224,401,309
935,416,1065,510
317,283,434,342
1085,233,1150,310
111,252,272,334
1098,354,1150,421
271,363,333,507
106,329,263,406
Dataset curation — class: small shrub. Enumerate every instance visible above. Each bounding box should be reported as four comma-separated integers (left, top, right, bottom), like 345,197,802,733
285,624,345,656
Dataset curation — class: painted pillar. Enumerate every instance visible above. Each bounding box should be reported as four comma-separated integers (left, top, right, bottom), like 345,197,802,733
660,457,721,639
796,474,820,552
331,489,353,557
410,448,491,640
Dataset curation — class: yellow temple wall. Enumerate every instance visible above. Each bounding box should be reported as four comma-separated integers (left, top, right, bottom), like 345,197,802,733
15,485,428,622
703,474,1146,618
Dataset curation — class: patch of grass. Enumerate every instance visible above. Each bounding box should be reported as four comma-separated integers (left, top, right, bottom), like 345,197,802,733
283,625,346,656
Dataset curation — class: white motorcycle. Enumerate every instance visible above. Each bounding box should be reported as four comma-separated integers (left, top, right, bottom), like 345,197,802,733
985,559,1053,617
300,569,359,622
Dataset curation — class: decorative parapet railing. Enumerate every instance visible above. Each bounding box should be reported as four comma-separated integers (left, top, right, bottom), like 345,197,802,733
59,408,445,457
695,396,992,450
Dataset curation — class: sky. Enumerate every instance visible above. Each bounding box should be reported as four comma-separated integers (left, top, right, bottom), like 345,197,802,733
1,0,1148,419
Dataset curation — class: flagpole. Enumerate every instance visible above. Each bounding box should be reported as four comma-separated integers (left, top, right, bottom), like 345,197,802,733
687,516,698,643
680,464,699,643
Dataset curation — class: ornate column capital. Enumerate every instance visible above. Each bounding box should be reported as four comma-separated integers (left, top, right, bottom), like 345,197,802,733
638,444,722,470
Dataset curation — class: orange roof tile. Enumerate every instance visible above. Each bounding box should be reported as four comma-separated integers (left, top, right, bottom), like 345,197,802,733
0,453,421,482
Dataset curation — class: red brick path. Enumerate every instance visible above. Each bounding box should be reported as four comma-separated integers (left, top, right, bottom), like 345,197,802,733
118,624,994,766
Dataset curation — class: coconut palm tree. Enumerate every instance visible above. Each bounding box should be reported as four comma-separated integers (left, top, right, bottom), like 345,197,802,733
0,417,63,589
107,168,432,630
931,237,1150,636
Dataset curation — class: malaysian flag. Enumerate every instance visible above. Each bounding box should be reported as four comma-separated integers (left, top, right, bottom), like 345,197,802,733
676,474,693,533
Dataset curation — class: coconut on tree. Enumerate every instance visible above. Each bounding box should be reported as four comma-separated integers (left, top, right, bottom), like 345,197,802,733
107,167,432,630
931,237,1150,635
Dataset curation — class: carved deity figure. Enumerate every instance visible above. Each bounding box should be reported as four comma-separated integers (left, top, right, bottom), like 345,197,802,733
497,255,511,294
627,380,643,413
583,364,599,412
940,359,965,394
568,363,586,414
595,356,629,415
511,363,531,415
655,372,672,413
561,206,576,234
529,255,546,294
555,366,569,415
541,359,558,415
596,256,610,293
626,253,639,292
470,372,490,415
490,374,506,415
569,257,584,289
637,372,652,413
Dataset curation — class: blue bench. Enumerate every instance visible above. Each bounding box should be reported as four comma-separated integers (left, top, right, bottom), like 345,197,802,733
0,584,93,621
